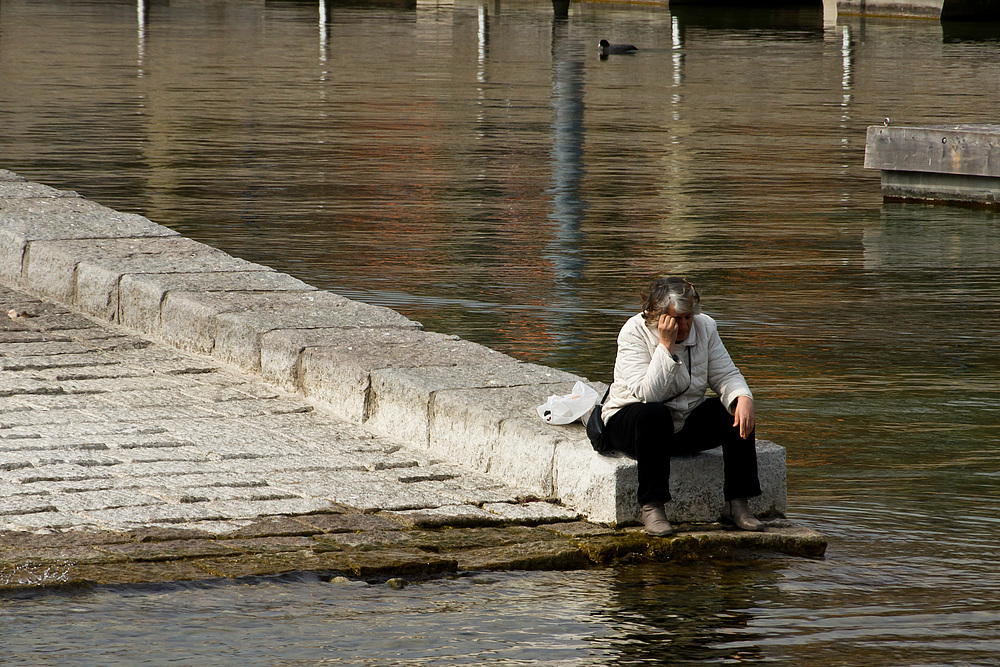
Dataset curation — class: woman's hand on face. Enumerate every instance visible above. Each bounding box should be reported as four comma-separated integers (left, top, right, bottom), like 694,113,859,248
657,313,678,354
733,396,756,440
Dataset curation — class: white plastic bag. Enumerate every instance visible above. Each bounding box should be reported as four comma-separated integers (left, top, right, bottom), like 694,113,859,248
536,381,601,425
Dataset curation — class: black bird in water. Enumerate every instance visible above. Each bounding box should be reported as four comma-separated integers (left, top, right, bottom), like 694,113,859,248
598,39,637,58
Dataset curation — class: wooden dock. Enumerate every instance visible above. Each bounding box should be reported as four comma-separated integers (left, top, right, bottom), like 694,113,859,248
865,124,1000,206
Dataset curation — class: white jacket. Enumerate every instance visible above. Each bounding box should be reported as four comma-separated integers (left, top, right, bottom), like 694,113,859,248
600,312,752,433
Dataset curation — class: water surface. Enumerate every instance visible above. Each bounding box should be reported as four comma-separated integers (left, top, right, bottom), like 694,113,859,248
2,1,1000,664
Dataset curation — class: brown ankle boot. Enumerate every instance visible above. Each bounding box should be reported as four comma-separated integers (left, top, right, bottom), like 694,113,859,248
721,498,764,532
640,503,674,537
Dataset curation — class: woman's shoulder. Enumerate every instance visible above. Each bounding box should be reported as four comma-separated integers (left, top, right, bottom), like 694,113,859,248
619,312,646,331
694,312,718,329
617,313,653,340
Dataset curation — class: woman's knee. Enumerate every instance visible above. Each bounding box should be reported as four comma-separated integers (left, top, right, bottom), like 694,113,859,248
605,402,673,452
628,402,674,430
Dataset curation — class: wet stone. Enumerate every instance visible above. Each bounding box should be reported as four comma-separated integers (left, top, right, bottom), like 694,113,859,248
540,521,618,538
396,526,559,553
64,560,224,587
225,516,323,539
0,545,127,565
456,541,591,572
295,512,404,534
574,532,656,566
193,551,353,580
95,539,239,562
0,561,76,590
221,536,318,555
341,549,458,578
129,525,217,543
481,501,581,525
387,504,506,529
313,531,414,550
0,528,131,550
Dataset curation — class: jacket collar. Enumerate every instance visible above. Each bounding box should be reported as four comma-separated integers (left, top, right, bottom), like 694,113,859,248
678,316,699,348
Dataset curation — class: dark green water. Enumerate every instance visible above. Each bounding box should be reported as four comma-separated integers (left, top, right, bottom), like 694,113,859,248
2,0,1000,664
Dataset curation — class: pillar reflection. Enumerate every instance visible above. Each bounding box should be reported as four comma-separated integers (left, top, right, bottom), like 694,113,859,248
547,11,587,289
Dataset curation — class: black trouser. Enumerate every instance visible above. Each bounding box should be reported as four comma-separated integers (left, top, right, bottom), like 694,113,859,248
604,398,762,505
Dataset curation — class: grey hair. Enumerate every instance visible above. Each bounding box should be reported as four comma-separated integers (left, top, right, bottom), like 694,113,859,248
640,276,701,323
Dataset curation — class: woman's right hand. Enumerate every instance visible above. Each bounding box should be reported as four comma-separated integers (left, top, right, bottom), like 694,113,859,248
657,313,678,355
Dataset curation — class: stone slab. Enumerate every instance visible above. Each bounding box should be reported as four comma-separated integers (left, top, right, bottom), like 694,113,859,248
263,327,499,393
425,383,591,497
669,440,786,522
119,271,316,335
206,498,337,519
481,501,581,525
212,294,420,373
0,197,178,286
47,489,164,513
80,504,229,529
295,331,520,424
0,182,77,200
1,511,95,532
158,289,411,360
0,262,818,583
554,436,786,526
0,196,174,240
385,504,504,528
23,236,272,321
365,363,580,453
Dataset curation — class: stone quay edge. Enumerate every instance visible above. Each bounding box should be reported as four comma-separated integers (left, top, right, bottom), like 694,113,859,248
0,170,824,589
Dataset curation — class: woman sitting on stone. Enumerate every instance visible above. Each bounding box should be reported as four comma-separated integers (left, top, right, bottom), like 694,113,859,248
599,276,764,537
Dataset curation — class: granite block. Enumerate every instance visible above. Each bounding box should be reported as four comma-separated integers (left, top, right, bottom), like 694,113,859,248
365,364,578,450
120,271,314,334
298,331,517,425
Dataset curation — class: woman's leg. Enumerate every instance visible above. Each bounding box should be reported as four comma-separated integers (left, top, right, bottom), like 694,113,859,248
674,399,761,501
603,402,675,504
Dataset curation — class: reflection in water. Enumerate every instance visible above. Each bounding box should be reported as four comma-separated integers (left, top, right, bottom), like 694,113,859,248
602,562,779,664
3,1,1000,663
669,5,825,33
865,204,1000,270
942,20,1000,42
547,12,587,297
